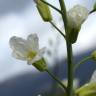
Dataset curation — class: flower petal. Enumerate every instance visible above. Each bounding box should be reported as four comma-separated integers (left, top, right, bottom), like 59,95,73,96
67,5,88,28
9,36,30,58
12,51,27,60
27,34,39,52
37,47,46,57
27,47,46,64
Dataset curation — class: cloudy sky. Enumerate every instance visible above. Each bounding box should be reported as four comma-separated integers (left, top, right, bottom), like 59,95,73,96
0,0,96,82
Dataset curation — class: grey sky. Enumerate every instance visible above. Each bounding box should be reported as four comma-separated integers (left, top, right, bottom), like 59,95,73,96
0,0,33,15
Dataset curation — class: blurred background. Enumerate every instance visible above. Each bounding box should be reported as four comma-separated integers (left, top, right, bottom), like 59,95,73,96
0,0,96,96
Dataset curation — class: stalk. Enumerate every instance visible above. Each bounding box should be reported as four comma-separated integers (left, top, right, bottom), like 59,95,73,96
66,42,74,96
46,69,67,91
59,0,74,96
74,56,92,70
40,0,61,13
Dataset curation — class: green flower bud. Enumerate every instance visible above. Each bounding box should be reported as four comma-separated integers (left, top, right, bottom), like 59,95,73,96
75,82,96,96
35,0,52,22
67,5,88,44
91,51,96,60
32,58,47,72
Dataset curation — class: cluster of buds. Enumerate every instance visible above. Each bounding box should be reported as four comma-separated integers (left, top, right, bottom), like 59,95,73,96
34,0,89,44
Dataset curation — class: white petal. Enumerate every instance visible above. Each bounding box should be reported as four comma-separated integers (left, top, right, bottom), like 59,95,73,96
27,34,39,52
67,5,88,28
27,54,42,65
9,36,30,58
27,47,46,65
12,51,27,60
90,70,96,83
37,47,46,57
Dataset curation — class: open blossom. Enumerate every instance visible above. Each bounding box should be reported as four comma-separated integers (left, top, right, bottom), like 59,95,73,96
67,5,89,29
9,34,46,65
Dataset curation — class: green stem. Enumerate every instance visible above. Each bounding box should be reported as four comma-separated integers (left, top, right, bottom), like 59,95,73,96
40,0,61,13
50,21,66,39
59,0,68,34
59,0,74,96
45,69,67,92
66,42,74,96
74,56,92,70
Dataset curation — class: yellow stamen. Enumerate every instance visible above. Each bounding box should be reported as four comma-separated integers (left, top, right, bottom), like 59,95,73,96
27,51,37,60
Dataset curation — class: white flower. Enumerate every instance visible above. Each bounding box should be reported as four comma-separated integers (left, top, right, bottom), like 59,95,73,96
9,34,46,65
67,5,89,29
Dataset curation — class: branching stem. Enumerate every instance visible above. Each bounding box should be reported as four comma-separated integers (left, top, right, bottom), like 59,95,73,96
50,21,66,39
40,0,61,13
46,69,67,92
74,56,92,70
59,0,74,96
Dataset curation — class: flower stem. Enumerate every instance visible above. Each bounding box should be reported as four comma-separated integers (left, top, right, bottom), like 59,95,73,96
40,0,61,13
74,56,92,70
45,69,67,92
50,21,66,39
59,0,68,33
66,42,74,96
59,0,74,96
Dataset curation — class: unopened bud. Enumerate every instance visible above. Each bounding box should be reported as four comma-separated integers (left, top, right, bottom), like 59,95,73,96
67,5,88,44
75,82,96,96
91,51,96,60
35,0,52,22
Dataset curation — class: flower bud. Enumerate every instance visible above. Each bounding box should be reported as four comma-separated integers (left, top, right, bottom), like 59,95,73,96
32,58,47,72
67,5,88,44
91,51,96,60
75,82,96,96
35,0,52,22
